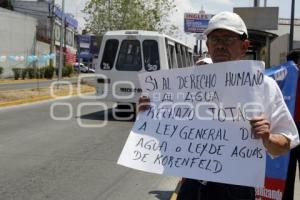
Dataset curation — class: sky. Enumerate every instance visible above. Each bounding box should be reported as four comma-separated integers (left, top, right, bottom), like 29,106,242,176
58,0,300,47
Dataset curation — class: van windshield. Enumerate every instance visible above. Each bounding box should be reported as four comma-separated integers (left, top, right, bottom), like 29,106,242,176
100,39,119,70
116,40,142,71
143,40,160,71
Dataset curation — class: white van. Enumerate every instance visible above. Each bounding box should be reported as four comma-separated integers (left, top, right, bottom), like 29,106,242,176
95,30,194,109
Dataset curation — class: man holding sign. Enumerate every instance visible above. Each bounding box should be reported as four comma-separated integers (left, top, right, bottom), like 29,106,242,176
119,12,299,200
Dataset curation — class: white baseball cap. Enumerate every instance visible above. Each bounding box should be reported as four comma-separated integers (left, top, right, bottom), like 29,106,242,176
196,57,213,65
204,11,248,38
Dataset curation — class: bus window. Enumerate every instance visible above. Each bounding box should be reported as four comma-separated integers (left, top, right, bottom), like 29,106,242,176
116,40,142,71
100,39,119,70
143,40,160,71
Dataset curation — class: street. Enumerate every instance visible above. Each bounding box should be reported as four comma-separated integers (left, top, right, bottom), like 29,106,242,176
0,96,299,200
0,97,178,200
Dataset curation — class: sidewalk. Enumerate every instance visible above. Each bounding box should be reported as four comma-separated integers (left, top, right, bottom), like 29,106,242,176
0,77,95,107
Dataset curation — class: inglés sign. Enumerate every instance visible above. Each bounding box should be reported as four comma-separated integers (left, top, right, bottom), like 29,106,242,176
118,60,267,187
184,13,214,33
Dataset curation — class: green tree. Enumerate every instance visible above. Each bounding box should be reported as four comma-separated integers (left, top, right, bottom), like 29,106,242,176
83,0,177,36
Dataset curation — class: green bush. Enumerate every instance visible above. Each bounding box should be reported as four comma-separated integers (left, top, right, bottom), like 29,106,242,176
0,66,3,76
27,67,35,79
65,64,74,75
21,68,27,80
62,66,69,77
64,64,73,77
55,65,73,77
44,66,55,79
12,68,22,80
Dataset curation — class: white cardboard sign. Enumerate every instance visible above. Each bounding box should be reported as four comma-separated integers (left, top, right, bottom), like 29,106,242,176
118,60,266,187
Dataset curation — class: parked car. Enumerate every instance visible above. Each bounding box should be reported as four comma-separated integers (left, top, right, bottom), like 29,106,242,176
87,67,95,73
74,62,95,73
74,62,87,73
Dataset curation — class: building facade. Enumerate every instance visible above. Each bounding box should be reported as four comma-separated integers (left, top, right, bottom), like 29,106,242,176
12,0,78,67
76,34,101,68
0,7,37,77
269,18,300,65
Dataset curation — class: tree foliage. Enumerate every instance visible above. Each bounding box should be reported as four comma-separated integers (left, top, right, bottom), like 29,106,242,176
83,0,177,36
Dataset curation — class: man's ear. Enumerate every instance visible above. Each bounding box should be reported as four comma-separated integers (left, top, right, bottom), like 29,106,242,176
206,41,210,54
241,39,250,56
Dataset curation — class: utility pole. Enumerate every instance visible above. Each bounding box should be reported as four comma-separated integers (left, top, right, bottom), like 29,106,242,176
254,0,260,7
76,34,81,74
289,0,295,51
108,0,111,30
58,0,65,84
49,0,55,67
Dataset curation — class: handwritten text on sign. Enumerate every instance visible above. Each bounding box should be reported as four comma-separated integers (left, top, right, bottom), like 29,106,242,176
118,60,266,187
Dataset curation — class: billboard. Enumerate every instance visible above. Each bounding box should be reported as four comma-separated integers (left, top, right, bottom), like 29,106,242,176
234,7,278,30
255,61,299,200
184,13,213,33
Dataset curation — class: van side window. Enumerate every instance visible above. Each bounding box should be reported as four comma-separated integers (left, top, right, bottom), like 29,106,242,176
143,40,160,71
188,51,193,66
116,40,142,71
181,46,187,67
176,44,183,68
100,39,119,70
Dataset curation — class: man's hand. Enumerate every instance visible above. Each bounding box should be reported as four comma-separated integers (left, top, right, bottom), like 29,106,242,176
249,116,270,141
249,115,290,156
138,96,150,112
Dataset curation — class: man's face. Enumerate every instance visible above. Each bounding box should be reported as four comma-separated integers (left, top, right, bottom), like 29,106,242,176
206,29,250,63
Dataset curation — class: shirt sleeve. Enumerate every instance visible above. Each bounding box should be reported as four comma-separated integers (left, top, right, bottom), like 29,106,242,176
264,76,300,149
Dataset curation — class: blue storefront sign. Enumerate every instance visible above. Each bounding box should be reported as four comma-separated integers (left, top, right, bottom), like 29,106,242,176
78,35,91,44
50,4,78,29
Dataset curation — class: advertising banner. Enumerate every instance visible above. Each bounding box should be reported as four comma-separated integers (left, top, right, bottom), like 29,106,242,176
255,61,299,200
184,13,213,33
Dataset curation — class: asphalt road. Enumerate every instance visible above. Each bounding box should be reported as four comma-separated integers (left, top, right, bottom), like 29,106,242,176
0,97,178,200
